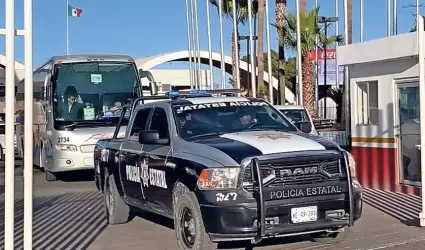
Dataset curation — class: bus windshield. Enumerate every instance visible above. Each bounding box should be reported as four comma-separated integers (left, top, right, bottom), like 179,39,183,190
53,61,139,128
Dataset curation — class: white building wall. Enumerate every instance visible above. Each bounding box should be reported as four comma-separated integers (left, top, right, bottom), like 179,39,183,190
349,58,418,141
336,32,421,142
337,32,418,66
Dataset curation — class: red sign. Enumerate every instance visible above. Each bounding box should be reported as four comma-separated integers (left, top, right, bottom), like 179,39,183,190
309,49,337,61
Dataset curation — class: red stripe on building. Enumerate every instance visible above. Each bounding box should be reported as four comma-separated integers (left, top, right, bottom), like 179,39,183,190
352,146,421,196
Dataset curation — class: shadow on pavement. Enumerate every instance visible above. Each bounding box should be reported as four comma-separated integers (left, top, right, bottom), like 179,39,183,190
131,209,315,249
53,170,95,182
219,235,312,249
0,191,106,250
363,188,422,227
132,210,174,230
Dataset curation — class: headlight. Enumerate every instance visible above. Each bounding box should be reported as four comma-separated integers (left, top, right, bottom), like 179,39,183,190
55,144,78,152
344,150,356,177
197,168,240,190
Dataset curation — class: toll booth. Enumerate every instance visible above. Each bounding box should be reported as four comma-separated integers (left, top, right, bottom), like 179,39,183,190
337,32,421,195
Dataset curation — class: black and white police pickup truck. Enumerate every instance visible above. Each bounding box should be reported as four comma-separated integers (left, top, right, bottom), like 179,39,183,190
93,89,363,250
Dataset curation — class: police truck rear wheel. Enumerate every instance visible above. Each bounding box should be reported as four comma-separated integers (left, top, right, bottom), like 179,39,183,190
311,226,350,244
104,174,130,225
173,182,217,250
45,170,57,181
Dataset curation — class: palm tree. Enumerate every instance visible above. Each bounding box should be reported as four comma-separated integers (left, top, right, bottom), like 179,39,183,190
300,0,306,13
275,0,287,104
256,0,265,96
210,0,254,88
279,7,343,116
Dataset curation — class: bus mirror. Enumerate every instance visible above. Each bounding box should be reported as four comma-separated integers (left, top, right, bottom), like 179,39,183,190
139,69,145,78
150,82,158,96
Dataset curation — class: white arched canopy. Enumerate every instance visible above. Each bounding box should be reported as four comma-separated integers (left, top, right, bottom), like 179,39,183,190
135,50,295,103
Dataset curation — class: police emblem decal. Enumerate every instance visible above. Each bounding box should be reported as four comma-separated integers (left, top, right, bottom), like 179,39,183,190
257,132,291,140
100,149,109,162
140,159,149,188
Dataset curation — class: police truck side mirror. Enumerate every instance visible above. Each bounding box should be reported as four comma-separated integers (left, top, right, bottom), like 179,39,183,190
138,130,168,145
294,121,312,134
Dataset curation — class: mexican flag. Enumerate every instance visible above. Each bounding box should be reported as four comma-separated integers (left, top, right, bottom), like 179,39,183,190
68,5,82,17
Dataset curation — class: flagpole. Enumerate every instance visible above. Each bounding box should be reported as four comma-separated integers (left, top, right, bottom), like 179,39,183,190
66,0,69,55
296,0,303,105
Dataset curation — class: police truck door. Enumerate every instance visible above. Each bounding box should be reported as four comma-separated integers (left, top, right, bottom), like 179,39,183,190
141,106,174,212
119,107,152,204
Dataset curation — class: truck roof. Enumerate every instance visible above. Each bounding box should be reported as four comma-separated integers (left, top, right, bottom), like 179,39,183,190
170,96,263,105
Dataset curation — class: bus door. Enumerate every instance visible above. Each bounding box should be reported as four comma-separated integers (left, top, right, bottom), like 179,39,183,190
42,73,54,168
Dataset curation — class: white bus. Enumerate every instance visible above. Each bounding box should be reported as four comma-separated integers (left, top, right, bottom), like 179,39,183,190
15,54,157,181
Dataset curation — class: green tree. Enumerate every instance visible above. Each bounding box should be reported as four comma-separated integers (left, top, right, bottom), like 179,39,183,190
273,7,343,116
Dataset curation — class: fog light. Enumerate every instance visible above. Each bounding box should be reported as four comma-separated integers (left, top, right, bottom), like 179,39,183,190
253,217,279,226
326,209,345,219
66,160,71,165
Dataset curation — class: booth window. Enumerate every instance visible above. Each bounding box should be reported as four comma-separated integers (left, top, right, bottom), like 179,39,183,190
356,81,379,125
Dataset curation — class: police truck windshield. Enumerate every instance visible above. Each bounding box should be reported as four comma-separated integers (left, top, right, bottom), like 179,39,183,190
173,101,297,140
53,62,139,128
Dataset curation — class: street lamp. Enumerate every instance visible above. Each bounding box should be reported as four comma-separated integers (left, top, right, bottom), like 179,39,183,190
239,35,258,93
317,16,338,119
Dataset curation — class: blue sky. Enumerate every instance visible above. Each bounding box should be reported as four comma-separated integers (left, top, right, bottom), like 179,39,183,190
0,0,423,86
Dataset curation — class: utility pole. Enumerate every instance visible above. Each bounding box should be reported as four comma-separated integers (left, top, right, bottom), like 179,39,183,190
0,0,34,249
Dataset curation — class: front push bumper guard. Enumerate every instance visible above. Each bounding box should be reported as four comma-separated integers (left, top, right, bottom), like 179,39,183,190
249,154,355,244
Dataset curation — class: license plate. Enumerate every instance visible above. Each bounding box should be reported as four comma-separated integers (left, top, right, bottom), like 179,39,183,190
291,206,318,223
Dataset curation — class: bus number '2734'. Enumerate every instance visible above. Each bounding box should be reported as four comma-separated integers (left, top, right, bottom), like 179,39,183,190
57,137,70,143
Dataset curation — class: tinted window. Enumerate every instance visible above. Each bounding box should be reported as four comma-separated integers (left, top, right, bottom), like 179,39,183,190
172,100,296,140
280,109,310,123
149,108,169,139
0,125,4,135
129,108,151,139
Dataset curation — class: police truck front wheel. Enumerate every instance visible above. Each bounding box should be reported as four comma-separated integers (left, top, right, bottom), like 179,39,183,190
173,182,218,250
311,226,350,244
104,174,130,225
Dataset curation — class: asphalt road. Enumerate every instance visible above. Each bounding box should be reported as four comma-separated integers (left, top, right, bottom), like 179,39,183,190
0,161,425,250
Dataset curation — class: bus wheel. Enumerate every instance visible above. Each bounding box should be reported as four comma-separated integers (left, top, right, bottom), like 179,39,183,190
45,170,58,182
20,140,24,159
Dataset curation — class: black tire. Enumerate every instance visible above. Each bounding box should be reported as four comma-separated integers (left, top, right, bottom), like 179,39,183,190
311,226,350,244
0,145,4,161
173,182,217,250
104,174,130,225
45,170,58,181
19,140,24,159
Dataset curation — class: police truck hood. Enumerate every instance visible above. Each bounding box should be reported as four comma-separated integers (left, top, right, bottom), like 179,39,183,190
183,130,340,165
